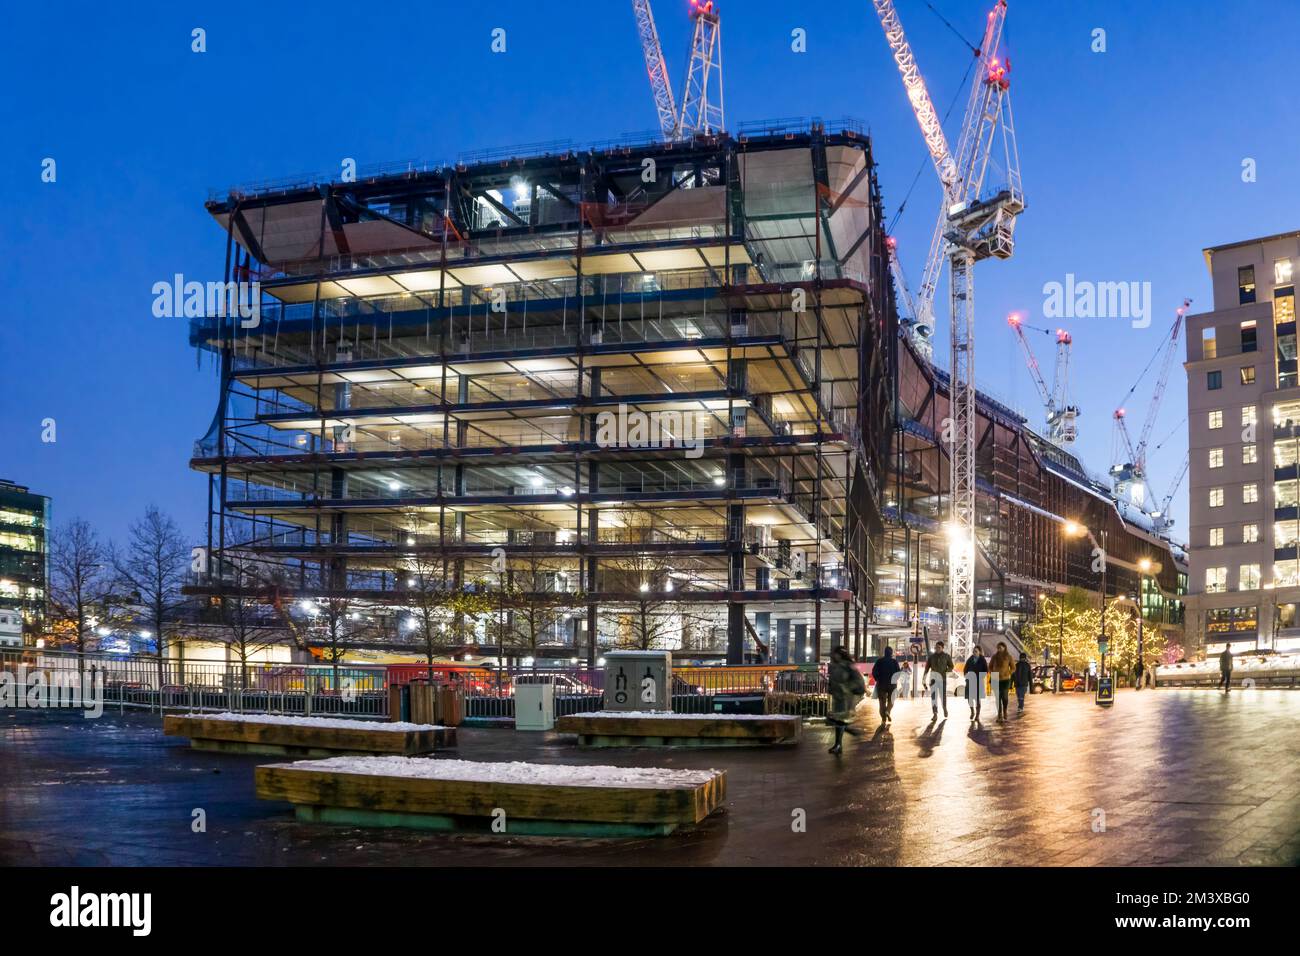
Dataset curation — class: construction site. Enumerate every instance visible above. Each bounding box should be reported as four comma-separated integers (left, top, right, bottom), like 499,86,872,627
187,0,1189,667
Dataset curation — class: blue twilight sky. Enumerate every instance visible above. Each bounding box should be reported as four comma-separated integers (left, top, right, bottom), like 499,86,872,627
2,0,1296,549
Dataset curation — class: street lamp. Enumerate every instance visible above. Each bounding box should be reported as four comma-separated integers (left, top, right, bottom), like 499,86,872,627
1063,519,1108,689
1136,557,1152,686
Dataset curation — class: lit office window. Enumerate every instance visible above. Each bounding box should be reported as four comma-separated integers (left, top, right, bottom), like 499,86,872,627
1209,527,1224,547
1276,258,1294,285
1206,567,1227,593
1239,564,1261,591
1209,488,1224,508
1209,448,1224,468
1243,523,1260,543
1244,483,1259,504
1243,444,1257,464
1208,410,1223,429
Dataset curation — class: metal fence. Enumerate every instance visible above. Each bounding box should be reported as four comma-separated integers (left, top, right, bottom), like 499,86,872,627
0,650,830,721
0,650,388,719
461,665,830,719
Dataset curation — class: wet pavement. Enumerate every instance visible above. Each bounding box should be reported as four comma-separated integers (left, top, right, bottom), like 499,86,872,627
2,689,1297,866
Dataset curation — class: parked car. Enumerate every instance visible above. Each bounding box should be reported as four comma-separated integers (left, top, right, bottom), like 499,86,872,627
513,673,597,696
1029,664,1083,692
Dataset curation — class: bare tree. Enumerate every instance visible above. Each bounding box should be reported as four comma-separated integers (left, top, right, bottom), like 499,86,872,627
48,519,116,666
112,506,190,689
395,536,493,681
216,546,288,690
595,512,722,655
504,535,585,664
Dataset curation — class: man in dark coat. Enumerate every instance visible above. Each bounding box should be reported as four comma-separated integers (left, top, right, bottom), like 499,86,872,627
924,640,954,718
1013,652,1033,714
871,646,902,725
964,645,988,721
1218,646,1234,694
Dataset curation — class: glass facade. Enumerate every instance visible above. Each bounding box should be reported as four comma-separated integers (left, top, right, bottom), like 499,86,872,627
0,481,50,637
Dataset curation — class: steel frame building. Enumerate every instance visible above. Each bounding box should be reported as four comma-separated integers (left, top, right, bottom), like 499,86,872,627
190,120,893,665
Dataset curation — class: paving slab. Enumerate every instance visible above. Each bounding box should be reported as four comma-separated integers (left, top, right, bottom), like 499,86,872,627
1,689,1297,866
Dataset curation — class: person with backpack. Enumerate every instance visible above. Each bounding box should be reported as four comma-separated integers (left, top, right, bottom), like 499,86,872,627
826,646,865,754
963,644,988,721
1013,651,1033,715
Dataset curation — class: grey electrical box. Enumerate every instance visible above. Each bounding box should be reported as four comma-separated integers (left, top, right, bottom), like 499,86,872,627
514,682,555,731
603,651,672,712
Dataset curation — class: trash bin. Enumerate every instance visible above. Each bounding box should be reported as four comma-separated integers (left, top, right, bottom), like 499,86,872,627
434,684,464,726
388,683,411,723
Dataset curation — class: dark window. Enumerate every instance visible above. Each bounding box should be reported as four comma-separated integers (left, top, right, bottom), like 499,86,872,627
1241,322,1257,353
1239,265,1256,305
1240,366,1256,385
1207,370,1222,390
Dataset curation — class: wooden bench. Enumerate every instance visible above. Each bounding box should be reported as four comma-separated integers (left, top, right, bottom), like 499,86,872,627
255,757,726,837
556,711,801,748
163,714,456,758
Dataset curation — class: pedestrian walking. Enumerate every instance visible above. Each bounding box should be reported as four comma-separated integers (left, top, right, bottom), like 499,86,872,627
924,641,954,718
963,644,988,721
1013,651,1032,714
1218,646,1234,694
989,642,1015,720
871,646,902,726
1133,657,1144,691
826,646,865,754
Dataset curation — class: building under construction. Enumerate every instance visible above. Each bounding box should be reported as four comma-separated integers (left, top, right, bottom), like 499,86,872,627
191,121,892,665
189,121,1185,664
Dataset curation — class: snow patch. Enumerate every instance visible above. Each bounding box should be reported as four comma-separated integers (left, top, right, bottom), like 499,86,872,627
193,712,444,732
282,756,720,789
1160,653,1300,676
575,710,800,721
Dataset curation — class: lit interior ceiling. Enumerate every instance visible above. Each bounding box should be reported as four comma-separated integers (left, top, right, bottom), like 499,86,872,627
257,244,751,303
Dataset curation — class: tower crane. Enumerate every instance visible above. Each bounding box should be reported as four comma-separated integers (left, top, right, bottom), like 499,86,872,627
1007,312,1079,445
1111,298,1190,509
632,0,679,141
872,0,1024,662
632,0,724,141
887,236,932,361
1150,453,1189,538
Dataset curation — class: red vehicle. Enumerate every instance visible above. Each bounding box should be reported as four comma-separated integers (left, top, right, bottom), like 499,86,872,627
386,663,500,694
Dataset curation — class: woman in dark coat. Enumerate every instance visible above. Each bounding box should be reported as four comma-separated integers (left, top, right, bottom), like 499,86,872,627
963,645,988,721
827,646,865,754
